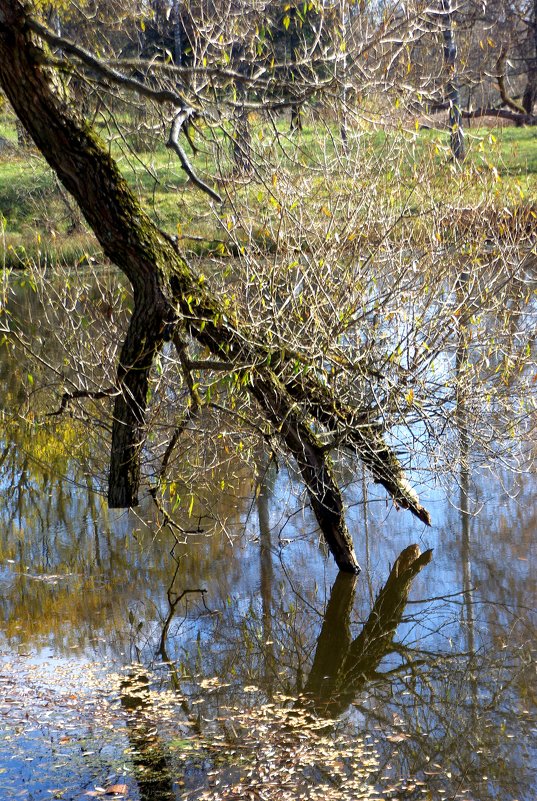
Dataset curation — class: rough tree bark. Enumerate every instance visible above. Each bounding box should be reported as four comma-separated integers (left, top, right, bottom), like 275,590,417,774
0,0,430,573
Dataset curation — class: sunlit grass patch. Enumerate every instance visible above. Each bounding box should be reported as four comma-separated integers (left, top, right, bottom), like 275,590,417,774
1,109,537,268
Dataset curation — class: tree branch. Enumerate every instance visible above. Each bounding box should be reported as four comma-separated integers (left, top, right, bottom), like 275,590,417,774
497,45,527,115
166,111,223,203
26,16,190,108
47,386,117,416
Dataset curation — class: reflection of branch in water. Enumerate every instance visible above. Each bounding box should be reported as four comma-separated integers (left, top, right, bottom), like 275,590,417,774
257,459,277,692
156,562,209,733
158,586,208,659
304,544,433,717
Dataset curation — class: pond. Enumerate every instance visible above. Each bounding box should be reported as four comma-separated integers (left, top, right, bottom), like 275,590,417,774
0,276,536,801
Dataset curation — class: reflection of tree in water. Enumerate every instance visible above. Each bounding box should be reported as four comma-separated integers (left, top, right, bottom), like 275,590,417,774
125,545,427,801
0,279,259,655
257,458,277,692
120,668,178,801
151,530,535,801
0,284,535,797
304,545,432,717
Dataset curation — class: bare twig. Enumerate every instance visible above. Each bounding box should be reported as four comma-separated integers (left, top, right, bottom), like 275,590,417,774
47,386,117,416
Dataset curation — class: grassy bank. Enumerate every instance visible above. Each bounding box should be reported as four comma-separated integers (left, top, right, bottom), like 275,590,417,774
1,108,536,268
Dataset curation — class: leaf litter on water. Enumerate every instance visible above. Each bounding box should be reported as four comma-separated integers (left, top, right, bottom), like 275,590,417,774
0,653,457,801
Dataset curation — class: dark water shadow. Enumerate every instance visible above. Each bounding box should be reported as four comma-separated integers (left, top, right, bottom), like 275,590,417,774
120,669,179,801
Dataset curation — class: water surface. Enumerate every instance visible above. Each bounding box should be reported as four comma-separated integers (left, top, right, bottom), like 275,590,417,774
0,278,535,800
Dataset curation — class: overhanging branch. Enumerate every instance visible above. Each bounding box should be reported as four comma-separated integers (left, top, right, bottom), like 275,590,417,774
26,16,190,108
167,111,223,203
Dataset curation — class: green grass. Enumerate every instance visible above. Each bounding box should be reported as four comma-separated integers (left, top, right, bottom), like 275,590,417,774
480,125,537,175
0,158,55,224
1,108,536,268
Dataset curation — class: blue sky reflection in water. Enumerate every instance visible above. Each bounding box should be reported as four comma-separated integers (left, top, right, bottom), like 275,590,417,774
0,443,535,800
0,286,535,800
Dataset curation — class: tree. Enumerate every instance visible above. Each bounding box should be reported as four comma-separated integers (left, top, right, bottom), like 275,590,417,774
0,0,437,573
1,0,534,576
440,0,465,158
434,0,537,126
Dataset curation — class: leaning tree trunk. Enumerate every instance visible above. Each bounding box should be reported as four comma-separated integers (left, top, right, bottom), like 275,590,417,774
0,0,430,574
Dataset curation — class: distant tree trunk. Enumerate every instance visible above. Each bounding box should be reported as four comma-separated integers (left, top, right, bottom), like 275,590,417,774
233,94,252,174
440,0,465,160
15,119,31,147
232,43,253,174
288,12,303,132
339,0,348,149
172,0,182,66
290,103,302,132
523,0,537,113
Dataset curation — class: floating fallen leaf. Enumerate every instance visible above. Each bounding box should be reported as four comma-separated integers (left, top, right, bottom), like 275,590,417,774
105,786,128,796
386,733,409,743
